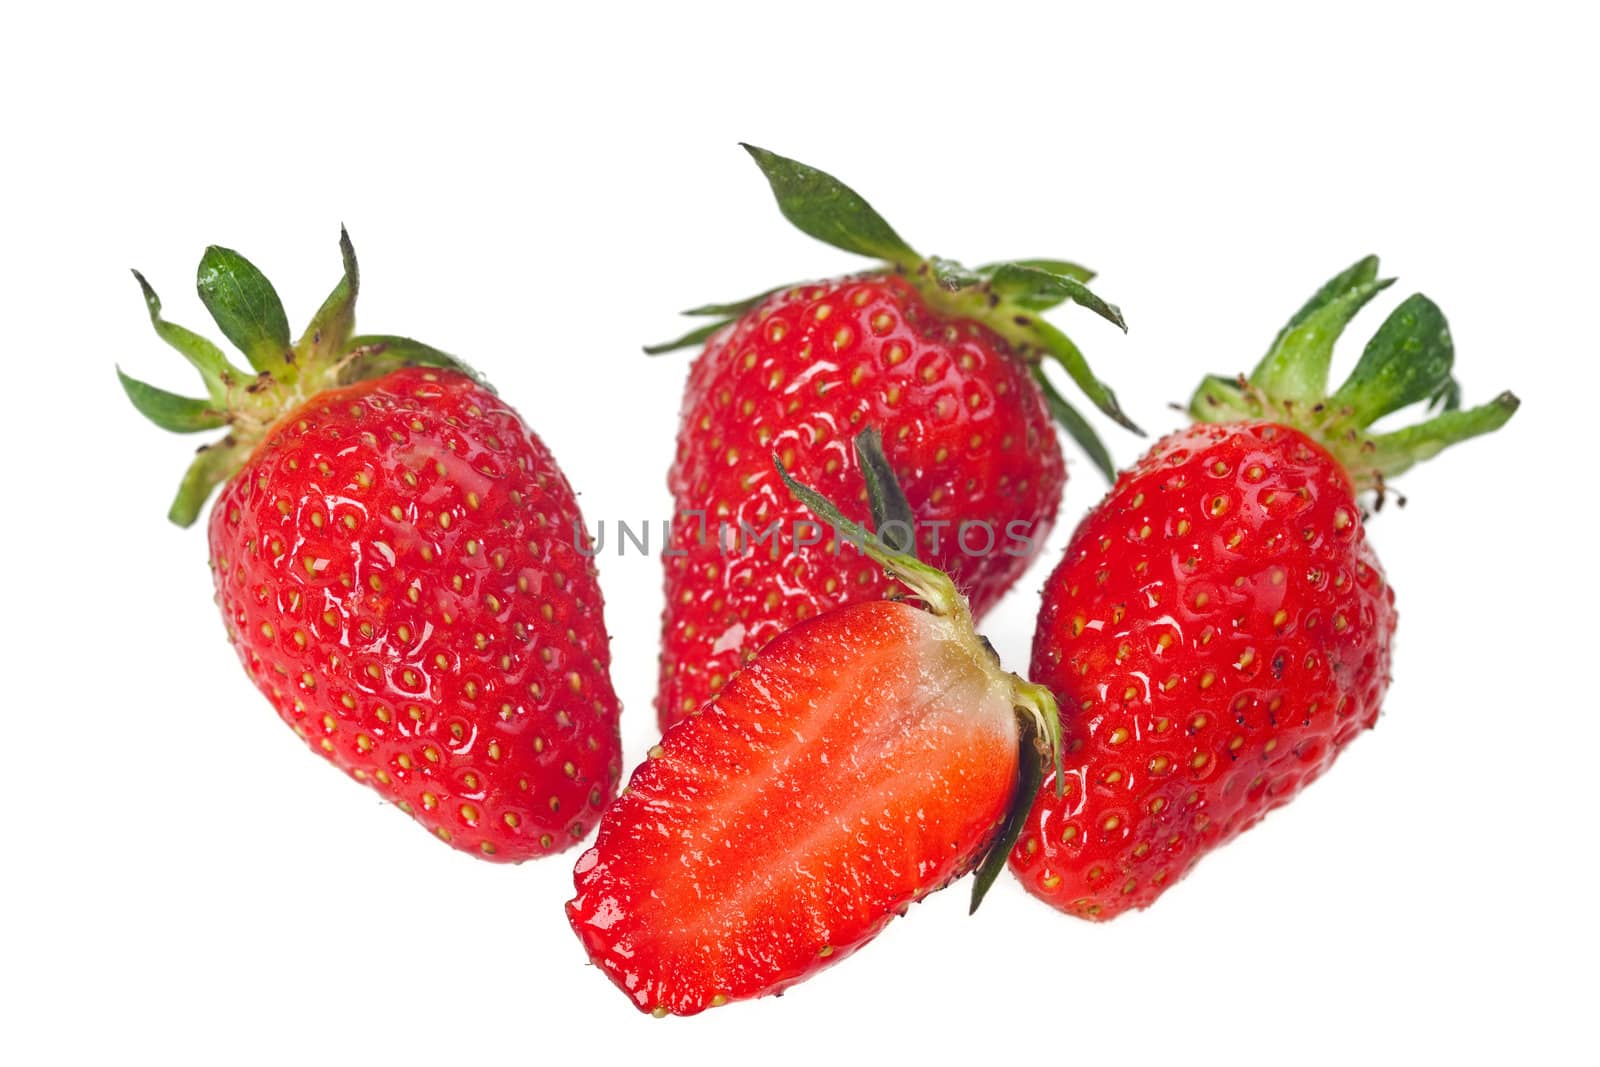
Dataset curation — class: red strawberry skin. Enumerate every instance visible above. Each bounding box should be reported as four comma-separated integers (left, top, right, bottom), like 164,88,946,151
1010,421,1396,918
658,273,1064,728
571,599,1021,1016
210,367,621,861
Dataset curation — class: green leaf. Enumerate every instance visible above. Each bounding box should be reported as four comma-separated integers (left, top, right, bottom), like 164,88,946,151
1249,275,1394,404
1429,375,1462,412
773,451,961,620
970,714,1045,914
131,270,245,403
339,335,489,390
1329,294,1455,427
741,143,919,267
990,262,1126,328
1030,318,1143,434
117,367,227,433
977,258,1095,284
1032,366,1115,482
196,245,294,378
1268,255,1380,353
681,284,787,317
643,318,732,356
853,427,916,556
1365,390,1520,480
297,227,360,369
167,437,249,527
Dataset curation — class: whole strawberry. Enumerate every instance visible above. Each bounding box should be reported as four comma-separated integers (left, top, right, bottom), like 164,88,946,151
1009,258,1518,918
120,233,621,861
651,145,1137,730
568,434,1062,1015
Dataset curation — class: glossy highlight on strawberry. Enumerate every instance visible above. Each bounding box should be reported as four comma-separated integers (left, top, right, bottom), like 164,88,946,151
121,233,622,860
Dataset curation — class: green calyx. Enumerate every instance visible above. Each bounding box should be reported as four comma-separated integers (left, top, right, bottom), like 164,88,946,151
1190,256,1519,492
649,144,1139,482
120,229,481,527
773,428,1064,916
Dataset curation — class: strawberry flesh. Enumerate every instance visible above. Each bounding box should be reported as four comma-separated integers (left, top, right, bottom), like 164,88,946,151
570,599,1021,1015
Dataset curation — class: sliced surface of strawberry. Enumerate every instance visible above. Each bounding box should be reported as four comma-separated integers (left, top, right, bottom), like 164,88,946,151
569,434,1059,1015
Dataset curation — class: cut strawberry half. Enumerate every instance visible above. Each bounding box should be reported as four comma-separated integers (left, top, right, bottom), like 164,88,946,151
567,430,1060,1016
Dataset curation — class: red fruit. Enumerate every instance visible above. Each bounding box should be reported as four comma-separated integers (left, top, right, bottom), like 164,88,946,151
652,145,1136,730
121,233,621,860
1010,258,1519,918
568,447,1061,1015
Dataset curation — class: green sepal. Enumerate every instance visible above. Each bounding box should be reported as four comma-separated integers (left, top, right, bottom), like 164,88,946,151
131,270,245,404
297,226,359,368
645,281,787,354
774,451,961,621
977,258,1094,284
1192,257,1520,490
1188,373,1262,424
741,143,919,267
1365,391,1520,479
853,427,916,556
990,262,1126,329
1250,271,1394,404
167,437,250,527
681,285,788,318
1329,293,1454,427
1031,318,1142,434
339,335,488,390
1429,375,1462,412
1032,366,1116,482
643,319,732,356
197,245,294,380
970,713,1045,914
117,367,228,433
1267,255,1380,354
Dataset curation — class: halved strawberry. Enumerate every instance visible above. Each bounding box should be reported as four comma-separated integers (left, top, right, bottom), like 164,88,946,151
567,431,1061,1015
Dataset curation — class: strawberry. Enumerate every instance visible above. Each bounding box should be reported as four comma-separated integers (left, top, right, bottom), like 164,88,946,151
650,145,1137,731
1009,257,1518,917
567,432,1063,1015
120,232,621,861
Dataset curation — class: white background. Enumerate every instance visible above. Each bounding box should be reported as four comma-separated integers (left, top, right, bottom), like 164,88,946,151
4,2,1595,1063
